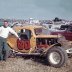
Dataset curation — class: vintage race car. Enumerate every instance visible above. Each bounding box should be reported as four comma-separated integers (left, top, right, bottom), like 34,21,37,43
7,25,68,68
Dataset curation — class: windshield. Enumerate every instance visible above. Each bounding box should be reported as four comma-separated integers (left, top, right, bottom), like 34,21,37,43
34,27,50,35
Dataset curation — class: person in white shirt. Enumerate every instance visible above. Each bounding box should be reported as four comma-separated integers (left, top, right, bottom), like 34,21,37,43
0,20,19,61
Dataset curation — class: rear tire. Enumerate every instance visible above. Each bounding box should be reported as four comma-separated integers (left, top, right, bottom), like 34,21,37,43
8,50,16,58
46,47,68,68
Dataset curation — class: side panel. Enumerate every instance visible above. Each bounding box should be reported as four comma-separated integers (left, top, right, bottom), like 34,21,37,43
7,35,17,50
30,36,36,53
7,35,30,53
64,32,72,41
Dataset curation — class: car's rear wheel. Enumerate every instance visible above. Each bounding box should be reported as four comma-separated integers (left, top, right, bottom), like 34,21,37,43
46,47,68,68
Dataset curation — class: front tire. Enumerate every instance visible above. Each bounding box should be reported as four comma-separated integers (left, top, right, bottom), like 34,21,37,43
46,47,68,68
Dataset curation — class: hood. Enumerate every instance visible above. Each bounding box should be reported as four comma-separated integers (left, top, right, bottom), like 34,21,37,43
35,35,61,38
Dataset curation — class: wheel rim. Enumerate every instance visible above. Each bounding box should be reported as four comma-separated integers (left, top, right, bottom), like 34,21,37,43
49,52,61,65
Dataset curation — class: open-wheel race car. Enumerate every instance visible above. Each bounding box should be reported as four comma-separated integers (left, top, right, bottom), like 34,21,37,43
7,25,68,68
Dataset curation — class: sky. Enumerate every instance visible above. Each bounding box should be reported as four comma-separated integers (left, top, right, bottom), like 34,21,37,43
0,0,72,20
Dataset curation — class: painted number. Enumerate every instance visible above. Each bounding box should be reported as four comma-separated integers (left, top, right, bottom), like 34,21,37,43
17,39,30,50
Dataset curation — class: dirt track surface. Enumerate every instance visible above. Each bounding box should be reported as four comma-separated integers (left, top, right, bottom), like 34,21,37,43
0,40,72,72
0,56,72,72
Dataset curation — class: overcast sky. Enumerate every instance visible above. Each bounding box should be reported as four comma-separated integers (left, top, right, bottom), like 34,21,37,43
0,0,72,20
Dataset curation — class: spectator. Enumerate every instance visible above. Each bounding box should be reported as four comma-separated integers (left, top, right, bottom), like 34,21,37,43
0,20,19,61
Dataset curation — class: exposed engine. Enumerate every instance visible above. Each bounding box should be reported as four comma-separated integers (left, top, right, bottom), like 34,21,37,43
36,38,58,48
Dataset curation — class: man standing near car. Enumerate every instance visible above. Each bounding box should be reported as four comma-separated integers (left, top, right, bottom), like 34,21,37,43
0,20,19,61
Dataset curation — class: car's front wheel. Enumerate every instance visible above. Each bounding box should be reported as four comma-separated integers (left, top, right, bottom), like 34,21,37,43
46,47,68,68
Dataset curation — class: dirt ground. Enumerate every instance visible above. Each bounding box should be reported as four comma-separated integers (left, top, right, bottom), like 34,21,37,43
0,40,72,72
0,56,72,72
